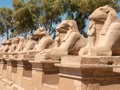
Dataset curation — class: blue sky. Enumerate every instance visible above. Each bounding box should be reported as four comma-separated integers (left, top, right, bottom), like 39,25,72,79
0,0,12,8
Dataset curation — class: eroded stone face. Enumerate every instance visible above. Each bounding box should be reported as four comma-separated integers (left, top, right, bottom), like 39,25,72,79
79,5,120,56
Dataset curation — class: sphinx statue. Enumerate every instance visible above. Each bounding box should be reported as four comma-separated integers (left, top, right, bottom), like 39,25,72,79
4,35,34,60
21,36,36,52
79,5,120,56
0,39,13,59
56,20,87,55
26,27,53,55
3,38,20,59
1,39,12,53
7,38,20,53
4,37,25,59
0,40,10,59
2,35,35,60
4,37,22,59
17,27,53,60
0,40,7,52
17,35,36,59
50,32,60,48
37,20,87,60
15,36,25,52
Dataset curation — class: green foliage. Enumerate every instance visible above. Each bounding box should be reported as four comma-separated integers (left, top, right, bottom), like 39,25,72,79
0,7,13,39
11,0,40,37
60,0,119,36
0,0,119,38
39,0,64,35
12,0,24,10
38,0,120,37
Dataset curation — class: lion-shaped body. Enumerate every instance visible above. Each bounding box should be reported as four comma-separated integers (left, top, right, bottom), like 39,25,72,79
79,5,120,56
41,20,87,60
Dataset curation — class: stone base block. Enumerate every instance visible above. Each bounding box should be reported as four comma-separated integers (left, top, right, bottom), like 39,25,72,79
56,56,120,90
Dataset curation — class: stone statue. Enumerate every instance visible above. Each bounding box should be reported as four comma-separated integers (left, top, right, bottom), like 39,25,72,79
0,39,12,59
37,20,87,60
79,5,120,56
7,38,20,53
4,37,25,59
16,27,54,60
17,27,53,57
0,40,9,59
56,20,87,54
0,40,7,52
17,35,36,59
3,38,20,59
26,27,53,55
51,32,60,48
20,35,36,52
2,39,12,53
15,36,25,52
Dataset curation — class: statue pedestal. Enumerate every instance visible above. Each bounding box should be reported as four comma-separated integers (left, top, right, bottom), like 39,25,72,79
0,59,5,76
15,60,32,90
7,60,24,90
6,60,12,80
0,59,15,89
56,56,120,90
30,60,59,90
2,60,7,78
11,60,17,83
22,61,32,90
15,60,24,86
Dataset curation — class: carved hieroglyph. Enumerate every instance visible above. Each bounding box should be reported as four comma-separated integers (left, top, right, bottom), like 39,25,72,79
79,5,120,56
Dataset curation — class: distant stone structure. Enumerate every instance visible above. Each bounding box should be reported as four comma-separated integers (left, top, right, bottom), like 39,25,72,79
0,5,120,90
